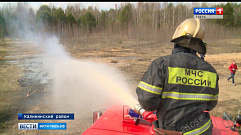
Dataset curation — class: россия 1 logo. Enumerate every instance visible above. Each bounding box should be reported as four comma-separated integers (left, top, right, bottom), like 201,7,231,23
194,7,223,19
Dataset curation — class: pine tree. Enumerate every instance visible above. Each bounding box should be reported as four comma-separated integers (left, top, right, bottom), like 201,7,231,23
223,2,234,27
81,11,97,32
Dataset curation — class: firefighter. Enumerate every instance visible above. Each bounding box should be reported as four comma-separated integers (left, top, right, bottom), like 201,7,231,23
135,18,219,135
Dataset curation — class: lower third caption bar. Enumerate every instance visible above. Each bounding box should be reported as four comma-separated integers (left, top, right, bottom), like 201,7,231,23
18,123,67,130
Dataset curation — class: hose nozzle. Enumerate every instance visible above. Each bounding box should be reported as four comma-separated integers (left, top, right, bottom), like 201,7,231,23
133,104,155,120
134,104,146,115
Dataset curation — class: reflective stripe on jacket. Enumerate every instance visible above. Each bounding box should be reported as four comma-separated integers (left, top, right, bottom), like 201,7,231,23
136,47,219,134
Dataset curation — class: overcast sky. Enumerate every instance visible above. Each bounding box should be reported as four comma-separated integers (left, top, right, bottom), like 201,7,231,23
28,2,127,11
0,2,232,12
0,2,137,11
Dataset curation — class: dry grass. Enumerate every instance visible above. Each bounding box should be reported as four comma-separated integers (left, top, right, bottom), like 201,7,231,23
0,40,43,133
1,35,241,134
0,42,24,133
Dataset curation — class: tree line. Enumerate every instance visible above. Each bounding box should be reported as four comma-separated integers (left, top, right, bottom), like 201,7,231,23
0,2,240,41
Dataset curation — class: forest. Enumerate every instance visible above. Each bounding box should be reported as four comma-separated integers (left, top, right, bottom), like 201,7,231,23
0,2,240,48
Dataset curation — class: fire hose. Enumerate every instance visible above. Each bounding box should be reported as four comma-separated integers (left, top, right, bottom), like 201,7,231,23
133,104,155,120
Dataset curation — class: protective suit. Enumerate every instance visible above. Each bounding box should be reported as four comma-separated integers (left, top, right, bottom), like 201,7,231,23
136,18,219,135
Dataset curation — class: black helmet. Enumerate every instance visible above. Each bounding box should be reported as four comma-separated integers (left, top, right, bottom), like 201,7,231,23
235,114,241,124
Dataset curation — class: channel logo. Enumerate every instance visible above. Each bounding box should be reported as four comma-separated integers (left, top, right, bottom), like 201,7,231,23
216,7,223,15
194,8,223,15
18,123,67,130
18,123,38,130
193,7,223,19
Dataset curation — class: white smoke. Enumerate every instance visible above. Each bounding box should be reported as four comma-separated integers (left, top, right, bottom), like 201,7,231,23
24,33,139,115
51,59,138,114
30,34,138,114
7,3,138,123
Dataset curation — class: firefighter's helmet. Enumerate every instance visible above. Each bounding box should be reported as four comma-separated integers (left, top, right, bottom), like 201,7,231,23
170,18,206,54
172,18,205,40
